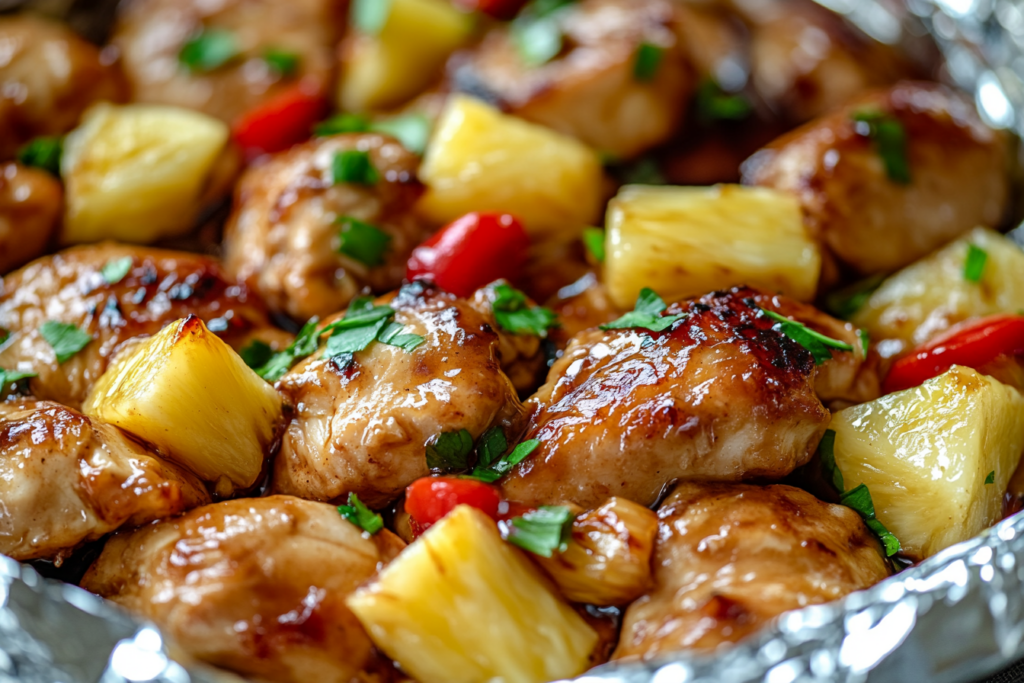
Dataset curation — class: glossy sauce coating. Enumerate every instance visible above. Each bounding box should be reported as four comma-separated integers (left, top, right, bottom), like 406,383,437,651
272,283,527,508
0,162,62,274
468,281,547,394
613,481,890,658
0,243,290,408
81,495,405,683
0,400,209,562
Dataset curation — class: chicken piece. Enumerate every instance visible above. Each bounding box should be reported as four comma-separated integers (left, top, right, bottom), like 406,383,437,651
498,287,834,510
0,163,62,274
613,482,890,657
447,0,693,159
81,496,404,683
546,273,622,349
112,0,341,123
0,243,290,409
223,134,429,322
469,281,547,394
272,282,528,508
0,400,209,563
0,15,128,159
743,81,1011,276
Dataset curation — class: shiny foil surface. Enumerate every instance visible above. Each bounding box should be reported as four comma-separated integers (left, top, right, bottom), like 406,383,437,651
3,0,1024,682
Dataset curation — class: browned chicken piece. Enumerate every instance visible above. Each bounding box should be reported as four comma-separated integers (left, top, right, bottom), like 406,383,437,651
0,15,128,159
81,496,405,683
547,272,622,349
112,0,341,124
743,81,1011,277
0,163,62,274
499,287,836,510
272,282,528,509
223,134,430,322
0,243,290,409
447,0,694,159
0,400,209,563
469,281,547,394
613,482,890,657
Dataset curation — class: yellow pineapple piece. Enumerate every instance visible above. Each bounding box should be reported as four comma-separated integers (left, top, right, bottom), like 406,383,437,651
83,316,283,493
346,505,597,683
830,365,1024,560
417,94,605,239
604,184,820,310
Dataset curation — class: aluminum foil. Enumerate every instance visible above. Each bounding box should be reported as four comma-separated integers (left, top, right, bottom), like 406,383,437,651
3,1,1024,682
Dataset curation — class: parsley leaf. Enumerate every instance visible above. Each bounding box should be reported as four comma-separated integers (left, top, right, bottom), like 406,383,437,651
337,493,384,534
851,110,911,184
17,136,62,176
0,368,37,388
39,321,93,364
583,227,605,263
818,429,845,492
263,48,300,77
759,309,853,366
337,217,391,266
823,274,885,320
256,317,321,382
101,257,133,285
964,244,988,283
352,0,392,35
695,79,752,123
633,42,664,82
476,427,508,469
841,484,900,557
239,339,274,369
376,321,425,352
468,439,541,483
331,150,379,185
372,114,432,155
511,0,576,66
179,29,240,72
986,470,996,485
601,288,685,332
426,429,475,472
322,316,390,359
507,505,575,557
857,329,870,355
314,113,371,137
492,284,558,338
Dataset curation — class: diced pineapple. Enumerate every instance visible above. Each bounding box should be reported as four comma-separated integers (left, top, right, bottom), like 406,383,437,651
830,366,1024,560
61,103,230,245
852,228,1024,357
346,505,597,683
604,184,820,310
339,0,473,112
82,316,283,493
417,95,605,239
533,497,657,606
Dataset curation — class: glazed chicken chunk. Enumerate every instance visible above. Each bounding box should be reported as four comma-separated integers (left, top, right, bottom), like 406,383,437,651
0,162,62,274
0,15,127,158
0,244,290,409
272,282,528,508
448,0,693,159
744,81,1010,276
81,496,405,683
614,482,890,658
0,400,209,563
223,133,430,321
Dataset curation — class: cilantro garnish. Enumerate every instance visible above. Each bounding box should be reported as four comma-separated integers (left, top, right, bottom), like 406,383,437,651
857,329,870,355
633,42,664,82
986,470,996,485
314,113,371,137
263,48,300,77
337,493,384,534
475,427,508,468
759,309,853,366
239,339,274,369
352,0,392,35
39,321,93,364
511,0,576,67
255,317,321,382
376,321,425,352
426,429,475,472
315,113,431,155
0,368,37,388
818,429,844,492
17,136,62,176
331,150,379,186
964,244,988,283
851,110,911,184
337,217,391,266
467,439,541,483
506,505,575,557
583,227,605,263
492,284,558,338
695,79,752,123
600,288,685,333
823,274,885,320
101,257,133,285
179,29,240,72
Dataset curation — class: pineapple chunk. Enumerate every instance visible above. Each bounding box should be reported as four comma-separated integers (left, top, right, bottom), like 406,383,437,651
417,95,604,239
604,184,820,310
339,0,473,112
61,103,230,245
830,366,1024,560
83,316,283,493
852,228,1024,356
533,497,657,606
346,505,597,683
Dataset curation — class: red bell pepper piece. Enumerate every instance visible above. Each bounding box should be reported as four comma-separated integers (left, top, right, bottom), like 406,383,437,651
232,81,327,161
452,0,528,20
405,477,503,535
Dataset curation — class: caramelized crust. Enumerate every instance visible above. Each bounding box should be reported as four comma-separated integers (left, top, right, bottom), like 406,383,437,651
0,163,62,274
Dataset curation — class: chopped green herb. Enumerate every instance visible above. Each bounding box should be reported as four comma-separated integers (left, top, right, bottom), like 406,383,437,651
841,484,900,557
823,274,885,320
507,505,575,557
17,136,62,176
337,217,391,266
426,429,475,472
352,0,392,35
964,244,988,283
376,321,425,352
337,493,384,534
314,113,372,137
0,368,37,388
179,29,240,72
256,317,321,382
633,42,664,82
695,79,752,123
263,48,300,77
239,339,274,369
476,427,508,469
101,257,133,285
986,470,996,485
39,321,93,364
467,439,541,483
492,284,558,338
583,227,605,263
818,429,844,493
511,0,575,66
858,329,870,355
759,309,853,366
332,150,379,186
322,316,390,359
373,114,432,155
851,110,911,184
601,288,686,333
